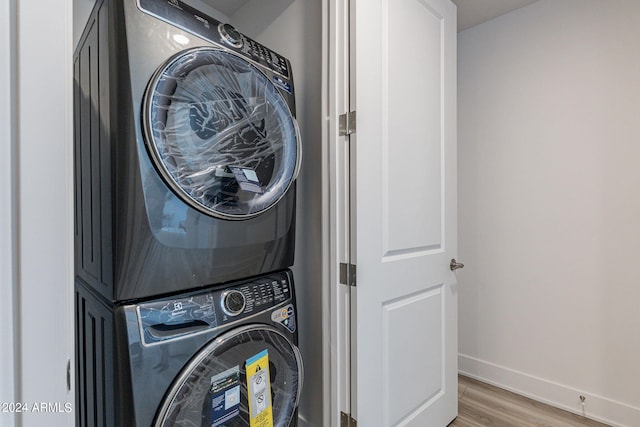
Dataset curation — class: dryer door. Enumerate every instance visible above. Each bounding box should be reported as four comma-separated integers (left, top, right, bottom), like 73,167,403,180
143,47,301,220
154,325,303,427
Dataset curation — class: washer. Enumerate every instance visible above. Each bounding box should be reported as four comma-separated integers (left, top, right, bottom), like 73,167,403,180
76,270,302,426
74,0,301,302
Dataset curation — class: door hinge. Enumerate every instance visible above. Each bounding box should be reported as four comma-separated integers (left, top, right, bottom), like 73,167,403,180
339,111,356,136
340,411,357,427
340,263,357,287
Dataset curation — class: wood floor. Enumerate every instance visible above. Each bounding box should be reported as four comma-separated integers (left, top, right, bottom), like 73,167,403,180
449,376,610,427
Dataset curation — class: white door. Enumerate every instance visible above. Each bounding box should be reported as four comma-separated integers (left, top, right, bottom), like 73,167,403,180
351,0,458,425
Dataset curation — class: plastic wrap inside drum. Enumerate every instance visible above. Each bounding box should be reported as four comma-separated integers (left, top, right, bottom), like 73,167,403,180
145,49,299,219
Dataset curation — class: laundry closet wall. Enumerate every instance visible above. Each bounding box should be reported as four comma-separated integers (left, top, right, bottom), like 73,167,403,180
230,2,324,426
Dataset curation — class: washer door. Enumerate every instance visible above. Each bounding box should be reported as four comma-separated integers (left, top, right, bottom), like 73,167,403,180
154,325,303,427
143,47,301,220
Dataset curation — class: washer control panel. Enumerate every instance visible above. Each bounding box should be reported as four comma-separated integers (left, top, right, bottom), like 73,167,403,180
136,271,294,345
235,275,291,315
138,0,291,79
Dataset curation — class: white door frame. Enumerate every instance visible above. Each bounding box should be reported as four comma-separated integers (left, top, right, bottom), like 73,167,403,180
0,0,18,421
2,0,75,426
325,0,354,425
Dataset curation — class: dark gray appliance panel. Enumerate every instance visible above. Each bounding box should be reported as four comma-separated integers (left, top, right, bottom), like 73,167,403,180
73,0,298,302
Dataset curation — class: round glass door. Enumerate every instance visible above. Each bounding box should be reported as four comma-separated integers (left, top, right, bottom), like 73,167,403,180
154,325,303,427
143,47,301,220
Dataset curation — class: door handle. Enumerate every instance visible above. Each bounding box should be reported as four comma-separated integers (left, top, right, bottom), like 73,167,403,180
450,259,464,271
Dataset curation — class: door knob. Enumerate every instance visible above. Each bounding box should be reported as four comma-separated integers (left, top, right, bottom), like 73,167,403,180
450,259,464,271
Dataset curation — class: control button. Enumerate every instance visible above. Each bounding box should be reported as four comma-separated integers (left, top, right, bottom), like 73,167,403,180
218,23,243,48
221,289,246,316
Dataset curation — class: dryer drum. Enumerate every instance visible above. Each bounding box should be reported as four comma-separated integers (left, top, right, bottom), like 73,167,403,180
143,48,302,220
154,325,303,426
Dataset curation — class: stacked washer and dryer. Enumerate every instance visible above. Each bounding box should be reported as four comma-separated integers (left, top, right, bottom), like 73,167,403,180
74,0,303,425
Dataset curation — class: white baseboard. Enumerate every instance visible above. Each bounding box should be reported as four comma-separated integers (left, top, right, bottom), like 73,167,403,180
459,354,640,427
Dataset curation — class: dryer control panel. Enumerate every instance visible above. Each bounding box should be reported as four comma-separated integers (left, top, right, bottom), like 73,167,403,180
136,270,295,345
137,0,291,79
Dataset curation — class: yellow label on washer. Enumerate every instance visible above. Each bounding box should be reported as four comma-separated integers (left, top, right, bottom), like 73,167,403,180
245,350,273,427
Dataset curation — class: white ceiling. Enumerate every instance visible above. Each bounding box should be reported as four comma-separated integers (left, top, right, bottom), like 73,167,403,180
203,0,540,33
452,0,540,32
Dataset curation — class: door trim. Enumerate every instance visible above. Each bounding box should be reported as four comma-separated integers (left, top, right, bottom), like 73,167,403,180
0,0,18,417
326,0,353,425
12,0,75,425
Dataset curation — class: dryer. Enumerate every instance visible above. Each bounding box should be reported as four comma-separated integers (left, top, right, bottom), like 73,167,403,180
76,270,302,426
74,0,301,301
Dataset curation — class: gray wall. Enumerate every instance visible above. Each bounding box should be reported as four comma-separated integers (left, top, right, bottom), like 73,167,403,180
232,2,324,425
458,1,640,425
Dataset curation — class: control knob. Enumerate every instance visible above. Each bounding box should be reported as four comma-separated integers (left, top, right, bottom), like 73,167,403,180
218,23,243,48
221,289,245,316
